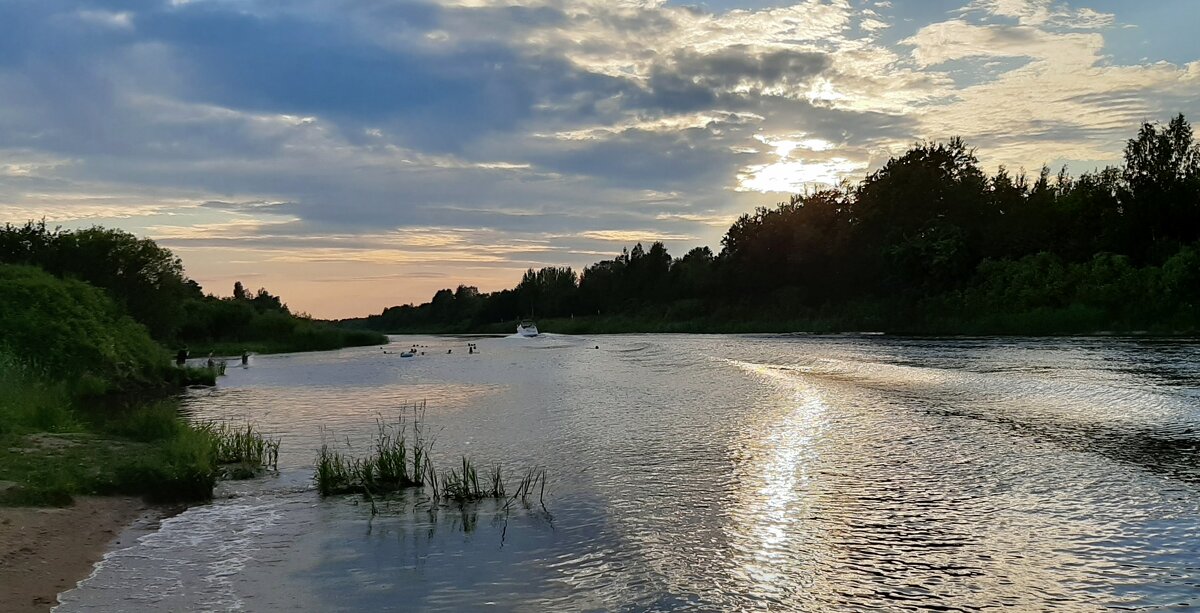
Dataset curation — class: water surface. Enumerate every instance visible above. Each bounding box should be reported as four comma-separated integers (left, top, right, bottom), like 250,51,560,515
59,335,1200,610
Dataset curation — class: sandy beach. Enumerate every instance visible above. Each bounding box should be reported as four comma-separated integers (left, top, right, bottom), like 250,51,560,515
0,497,161,612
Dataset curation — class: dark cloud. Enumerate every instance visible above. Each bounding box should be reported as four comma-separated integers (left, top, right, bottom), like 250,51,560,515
671,46,832,89
200,200,295,212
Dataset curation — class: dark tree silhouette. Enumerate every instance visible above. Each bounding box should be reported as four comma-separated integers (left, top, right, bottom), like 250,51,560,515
350,115,1200,335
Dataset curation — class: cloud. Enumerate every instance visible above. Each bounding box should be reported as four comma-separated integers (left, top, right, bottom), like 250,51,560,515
963,0,1115,29
74,10,134,30
577,229,698,243
0,0,1197,316
904,19,1103,67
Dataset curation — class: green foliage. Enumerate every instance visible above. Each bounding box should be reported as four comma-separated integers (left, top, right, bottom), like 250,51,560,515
0,265,168,387
178,293,385,354
0,237,302,507
101,402,185,442
106,425,218,503
0,352,78,437
0,223,384,355
0,396,282,505
0,222,198,339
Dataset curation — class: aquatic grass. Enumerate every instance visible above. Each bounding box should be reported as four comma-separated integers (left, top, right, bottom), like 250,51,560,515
314,410,433,495
437,458,513,503
316,444,356,496
202,421,280,479
489,464,505,498
441,456,483,502
504,467,548,513
363,417,424,489
313,402,547,512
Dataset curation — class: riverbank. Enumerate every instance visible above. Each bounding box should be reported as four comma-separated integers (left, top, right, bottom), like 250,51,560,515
0,496,176,612
357,313,1200,338
181,329,387,359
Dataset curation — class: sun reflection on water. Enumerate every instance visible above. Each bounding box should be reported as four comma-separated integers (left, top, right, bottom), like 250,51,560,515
725,359,830,605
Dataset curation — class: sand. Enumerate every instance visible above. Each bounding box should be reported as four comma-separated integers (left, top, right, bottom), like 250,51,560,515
0,497,161,612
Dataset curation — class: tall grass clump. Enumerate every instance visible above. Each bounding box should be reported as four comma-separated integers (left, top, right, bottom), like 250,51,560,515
313,402,547,512
108,425,218,502
315,444,355,496
201,422,280,479
427,457,519,503
101,401,184,442
313,405,432,495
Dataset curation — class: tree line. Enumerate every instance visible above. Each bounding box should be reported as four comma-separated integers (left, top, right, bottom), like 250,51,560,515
0,223,385,354
349,114,1200,335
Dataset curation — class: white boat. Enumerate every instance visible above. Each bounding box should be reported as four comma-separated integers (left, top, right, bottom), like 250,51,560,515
516,320,539,337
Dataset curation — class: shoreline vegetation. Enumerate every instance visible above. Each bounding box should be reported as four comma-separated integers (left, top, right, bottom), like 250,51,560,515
0,227,376,508
342,115,1200,338
357,316,1200,338
0,211,378,607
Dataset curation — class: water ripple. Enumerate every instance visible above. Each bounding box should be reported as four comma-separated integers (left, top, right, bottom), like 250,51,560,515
60,335,1200,611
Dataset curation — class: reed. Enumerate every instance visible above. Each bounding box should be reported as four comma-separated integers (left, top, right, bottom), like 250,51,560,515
441,456,483,502
315,444,355,496
312,403,547,512
504,467,549,513
313,403,435,495
201,421,280,479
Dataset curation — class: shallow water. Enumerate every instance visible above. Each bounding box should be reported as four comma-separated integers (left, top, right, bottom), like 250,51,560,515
58,334,1200,611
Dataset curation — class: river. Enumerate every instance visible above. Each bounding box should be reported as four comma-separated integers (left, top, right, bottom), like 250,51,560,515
57,334,1200,611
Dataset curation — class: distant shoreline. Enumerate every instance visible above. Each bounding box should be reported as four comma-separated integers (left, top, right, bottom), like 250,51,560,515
352,320,1200,339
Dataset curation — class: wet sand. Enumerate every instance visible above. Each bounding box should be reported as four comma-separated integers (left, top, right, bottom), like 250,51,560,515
0,497,162,612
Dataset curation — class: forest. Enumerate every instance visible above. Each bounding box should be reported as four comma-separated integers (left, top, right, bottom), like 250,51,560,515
0,223,385,355
347,114,1200,335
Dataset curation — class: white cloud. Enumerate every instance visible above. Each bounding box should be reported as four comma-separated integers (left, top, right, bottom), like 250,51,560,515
904,20,1103,67
964,0,1114,29
737,157,867,193
74,9,134,30
578,229,697,242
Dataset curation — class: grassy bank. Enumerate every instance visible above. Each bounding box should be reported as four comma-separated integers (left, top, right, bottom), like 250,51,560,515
0,363,278,505
0,265,277,506
0,363,280,507
0,357,203,505
183,327,386,357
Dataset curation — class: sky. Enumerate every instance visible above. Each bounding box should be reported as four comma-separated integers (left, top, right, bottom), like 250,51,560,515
1,0,1197,318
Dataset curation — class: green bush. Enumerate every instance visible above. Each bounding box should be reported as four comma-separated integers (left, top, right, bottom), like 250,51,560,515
0,265,167,387
101,402,184,442
107,426,218,502
0,351,78,436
